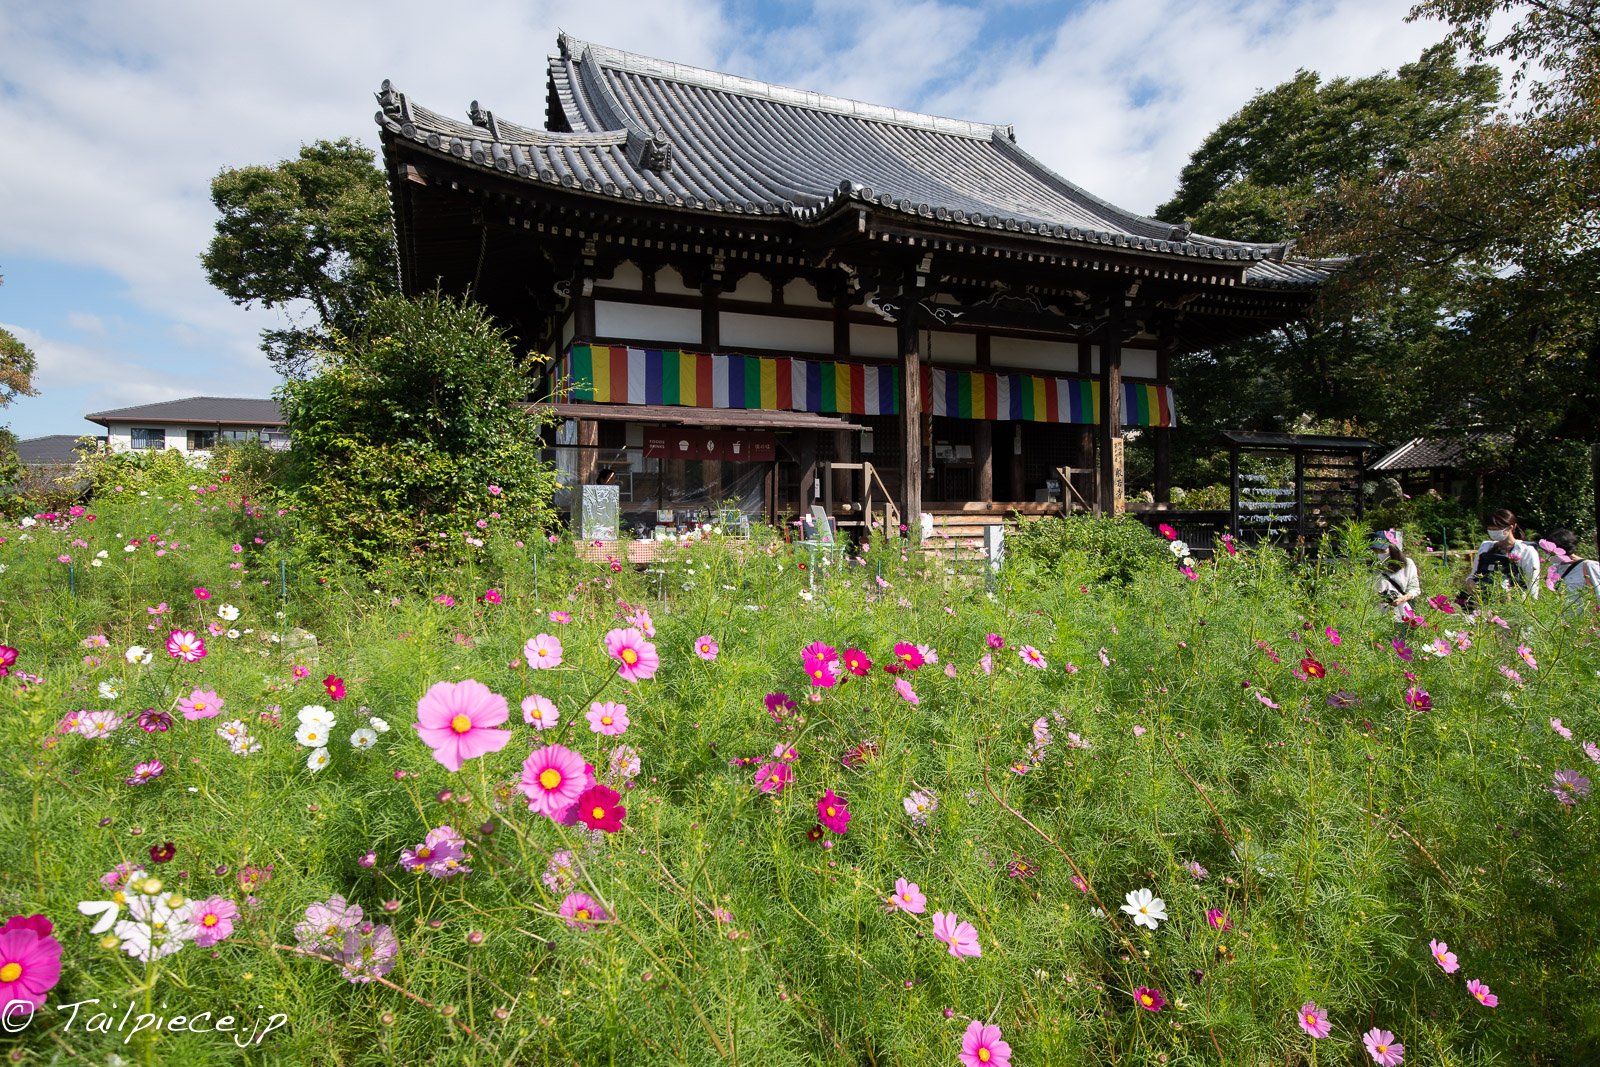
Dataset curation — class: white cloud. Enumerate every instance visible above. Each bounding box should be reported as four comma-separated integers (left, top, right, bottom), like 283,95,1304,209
2,322,207,424
65,312,108,335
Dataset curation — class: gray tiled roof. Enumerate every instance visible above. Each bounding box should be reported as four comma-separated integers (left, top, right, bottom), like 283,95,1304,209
16,435,92,464
376,35,1333,290
84,397,282,426
1370,433,1511,471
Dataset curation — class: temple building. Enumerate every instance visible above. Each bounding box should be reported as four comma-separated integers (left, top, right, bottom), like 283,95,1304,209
375,34,1331,535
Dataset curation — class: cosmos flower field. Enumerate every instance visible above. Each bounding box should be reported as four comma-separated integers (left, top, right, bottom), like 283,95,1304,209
0,467,1596,1065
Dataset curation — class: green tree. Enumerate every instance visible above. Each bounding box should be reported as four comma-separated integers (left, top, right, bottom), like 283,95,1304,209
1309,1,1600,534
202,138,397,379
278,291,557,576
0,271,41,491
1150,48,1500,490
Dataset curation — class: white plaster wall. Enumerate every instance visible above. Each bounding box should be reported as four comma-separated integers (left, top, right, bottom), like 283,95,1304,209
655,266,699,296
782,278,831,308
720,312,833,354
849,323,898,359
990,336,1076,373
606,261,645,290
595,301,701,345
924,330,976,364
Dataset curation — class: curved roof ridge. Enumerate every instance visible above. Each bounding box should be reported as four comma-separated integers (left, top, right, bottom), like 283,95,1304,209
558,32,1005,142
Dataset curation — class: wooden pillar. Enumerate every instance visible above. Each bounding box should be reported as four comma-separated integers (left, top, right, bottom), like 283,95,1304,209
798,434,818,513
1010,424,1026,502
1097,329,1124,514
578,419,599,485
1293,449,1306,541
574,283,596,341
1153,339,1173,504
897,279,923,533
973,421,993,504
1229,444,1241,540
1076,340,1097,513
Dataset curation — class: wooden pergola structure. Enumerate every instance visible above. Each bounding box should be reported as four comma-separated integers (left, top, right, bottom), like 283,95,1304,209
375,35,1334,534
1222,431,1377,542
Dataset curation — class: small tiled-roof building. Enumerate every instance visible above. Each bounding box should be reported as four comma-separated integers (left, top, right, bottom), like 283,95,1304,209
16,435,94,466
376,35,1337,529
85,397,287,454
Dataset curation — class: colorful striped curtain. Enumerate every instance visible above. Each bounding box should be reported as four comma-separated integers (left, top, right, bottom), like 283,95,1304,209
560,343,1175,427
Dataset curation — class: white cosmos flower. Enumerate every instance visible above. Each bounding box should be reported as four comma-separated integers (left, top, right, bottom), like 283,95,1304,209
123,544,136,553
91,559,104,567
114,892,198,962
18,517,35,527
298,705,335,727
226,629,241,639
96,549,109,558
295,722,330,747
306,747,331,773
350,728,378,751
98,681,121,700
1169,540,1189,556
1120,888,1167,930
368,717,390,733
217,604,240,621
125,645,152,665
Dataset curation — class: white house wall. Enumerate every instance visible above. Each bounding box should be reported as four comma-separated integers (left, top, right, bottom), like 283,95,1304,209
719,312,832,353
595,301,700,345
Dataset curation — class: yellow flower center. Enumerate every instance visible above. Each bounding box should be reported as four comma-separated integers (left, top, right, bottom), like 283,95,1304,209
1305,1014,1315,1024
1139,907,1149,914
978,1050,990,1063
203,915,219,927
621,648,638,665
195,702,206,711
1376,1045,1387,1054
826,807,836,817
575,909,590,921
0,963,21,983
1141,994,1153,1006
418,847,432,859
539,769,562,790
601,716,613,726
538,649,547,658
592,806,606,819
324,923,338,936
450,714,472,733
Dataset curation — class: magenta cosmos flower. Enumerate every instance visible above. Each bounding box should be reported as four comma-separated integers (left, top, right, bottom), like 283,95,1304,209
586,701,629,736
1428,939,1459,973
559,892,609,931
1017,645,1047,669
886,878,925,914
126,759,165,786
817,790,851,833
986,633,1004,650
841,647,872,675
166,630,205,661
1363,1028,1404,1065
959,1020,1011,1067
0,915,62,1013
192,897,238,948
1298,1002,1332,1038
754,761,791,794
932,911,981,958
521,694,559,730
178,687,223,721
892,642,925,670
803,654,838,688
693,635,719,661
1134,986,1166,1012
1466,978,1498,1007
574,783,626,833
524,633,563,669
412,679,512,773
604,627,659,682
517,744,590,818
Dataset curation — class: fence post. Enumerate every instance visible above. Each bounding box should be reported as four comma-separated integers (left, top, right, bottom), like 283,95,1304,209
69,564,76,597
279,559,287,603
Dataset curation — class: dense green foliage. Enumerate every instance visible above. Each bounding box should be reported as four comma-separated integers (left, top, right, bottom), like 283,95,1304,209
275,292,558,577
1,463,1597,1064
201,139,397,379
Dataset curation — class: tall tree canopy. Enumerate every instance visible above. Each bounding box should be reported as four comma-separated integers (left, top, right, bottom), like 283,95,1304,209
202,138,397,379
0,271,40,411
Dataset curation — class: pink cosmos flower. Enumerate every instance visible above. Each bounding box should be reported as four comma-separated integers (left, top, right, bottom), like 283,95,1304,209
1206,907,1231,931
931,911,981,958
1325,626,1341,646
126,759,165,785
0,915,63,1013
194,587,210,600
412,679,513,773
1404,687,1432,712
1391,638,1413,662
1098,648,1111,667
978,654,993,675
841,647,873,675
483,589,502,605
803,654,838,688
549,611,571,624
959,1021,1011,1067
1552,769,1592,805
892,642,925,670
75,710,121,739
1017,645,1047,669
1184,861,1208,880
559,891,609,930
1429,938,1459,973
192,897,238,947
1071,874,1088,892
817,789,851,833
1551,718,1574,741
1466,978,1497,1007
522,694,559,730
1583,740,1600,764
1132,725,1147,737
801,641,838,663
944,663,957,678
488,484,502,496
1134,986,1166,1012
1298,1002,1332,1038
894,678,919,705
166,630,206,661
517,744,591,818
0,646,15,670
575,783,626,833
524,634,563,669
887,878,926,914
693,635,719,661
986,633,1004,650
1363,1028,1404,1065
1158,523,1177,540
586,701,630,736
604,627,659,682
1255,691,1281,710
176,687,224,721
1517,644,1538,670
754,761,791,794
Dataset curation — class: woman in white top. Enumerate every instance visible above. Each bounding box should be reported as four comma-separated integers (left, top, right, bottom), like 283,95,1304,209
1373,536,1421,621
1472,509,1540,599
1544,528,1600,604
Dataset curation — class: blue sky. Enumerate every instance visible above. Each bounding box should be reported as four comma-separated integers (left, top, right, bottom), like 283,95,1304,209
0,0,1460,441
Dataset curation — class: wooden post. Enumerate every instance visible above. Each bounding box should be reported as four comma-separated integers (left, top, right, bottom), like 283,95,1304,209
1098,329,1124,514
973,420,993,504
898,279,923,534
1010,424,1026,503
1229,444,1241,540
1293,449,1306,541
799,434,818,515
1153,339,1173,504
574,283,596,340
578,420,599,485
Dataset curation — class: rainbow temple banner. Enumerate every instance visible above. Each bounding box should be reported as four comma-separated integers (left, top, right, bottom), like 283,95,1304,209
560,343,1175,427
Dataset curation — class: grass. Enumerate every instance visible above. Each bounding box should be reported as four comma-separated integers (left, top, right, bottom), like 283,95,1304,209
0,470,1596,1065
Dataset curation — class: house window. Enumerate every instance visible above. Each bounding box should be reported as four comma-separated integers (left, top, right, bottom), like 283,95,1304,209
188,429,218,450
219,429,261,444
130,428,165,450
264,432,291,450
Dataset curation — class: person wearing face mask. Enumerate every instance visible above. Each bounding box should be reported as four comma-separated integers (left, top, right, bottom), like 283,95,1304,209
1542,528,1600,604
1372,533,1421,621
1471,508,1540,598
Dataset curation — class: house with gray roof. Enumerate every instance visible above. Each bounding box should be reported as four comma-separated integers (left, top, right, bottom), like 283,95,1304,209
85,397,287,454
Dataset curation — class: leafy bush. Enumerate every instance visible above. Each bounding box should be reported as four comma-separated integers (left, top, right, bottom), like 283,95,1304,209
1,487,1597,1065
277,291,559,577
1007,514,1169,583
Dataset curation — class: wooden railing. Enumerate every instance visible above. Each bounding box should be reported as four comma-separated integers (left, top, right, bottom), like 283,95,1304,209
820,461,899,538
